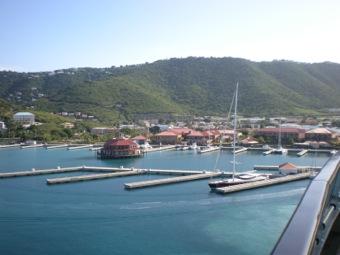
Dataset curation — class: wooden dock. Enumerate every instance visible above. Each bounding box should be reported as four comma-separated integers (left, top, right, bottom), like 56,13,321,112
124,172,222,189
47,170,146,184
215,172,311,194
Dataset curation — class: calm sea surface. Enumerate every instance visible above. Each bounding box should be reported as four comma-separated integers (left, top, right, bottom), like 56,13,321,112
0,147,331,255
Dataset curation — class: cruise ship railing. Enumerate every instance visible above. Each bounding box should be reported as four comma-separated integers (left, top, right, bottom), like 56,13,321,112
271,152,340,255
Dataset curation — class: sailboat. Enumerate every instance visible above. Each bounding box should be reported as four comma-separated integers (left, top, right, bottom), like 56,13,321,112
272,118,287,154
208,83,268,189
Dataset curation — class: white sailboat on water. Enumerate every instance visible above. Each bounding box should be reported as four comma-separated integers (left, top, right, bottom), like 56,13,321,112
208,82,268,189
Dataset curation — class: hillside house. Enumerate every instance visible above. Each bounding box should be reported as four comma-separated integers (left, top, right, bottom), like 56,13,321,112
13,112,35,125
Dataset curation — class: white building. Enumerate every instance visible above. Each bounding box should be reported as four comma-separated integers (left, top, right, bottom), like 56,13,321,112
0,121,7,131
13,112,35,125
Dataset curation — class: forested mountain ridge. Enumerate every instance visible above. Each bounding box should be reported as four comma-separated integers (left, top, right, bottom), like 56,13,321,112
1,57,340,123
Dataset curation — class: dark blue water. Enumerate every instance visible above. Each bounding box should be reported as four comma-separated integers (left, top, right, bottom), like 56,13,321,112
0,148,330,255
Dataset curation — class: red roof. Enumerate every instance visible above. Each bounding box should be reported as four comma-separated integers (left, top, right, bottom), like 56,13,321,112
279,163,298,170
258,128,306,133
132,135,147,140
104,138,137,146
171,128,194,135
187,131,206,137
154,131,179,137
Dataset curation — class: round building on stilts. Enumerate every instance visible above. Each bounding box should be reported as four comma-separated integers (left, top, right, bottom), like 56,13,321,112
97,138,142,159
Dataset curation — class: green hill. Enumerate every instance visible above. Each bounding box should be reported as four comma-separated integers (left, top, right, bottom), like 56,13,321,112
1,57,340,123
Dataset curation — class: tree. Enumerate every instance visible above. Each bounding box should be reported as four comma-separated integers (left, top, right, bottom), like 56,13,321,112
256,136,265,144
149,126,160,134
80,132,93,143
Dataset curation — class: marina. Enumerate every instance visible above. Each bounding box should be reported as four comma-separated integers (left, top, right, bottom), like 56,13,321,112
0,145,333,255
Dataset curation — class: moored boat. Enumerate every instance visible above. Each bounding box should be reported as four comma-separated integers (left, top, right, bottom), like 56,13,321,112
208,83,268,189
208,173,268,188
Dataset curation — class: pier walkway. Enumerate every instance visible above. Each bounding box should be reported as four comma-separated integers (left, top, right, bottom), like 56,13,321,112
216,172,311,194
198,146,220,154
142,145,177,153
47,170,145,184
20,144,45,149
124,172,222,189
46,144,69,149
0,166,83,178
68,144,94,150
0,144,21,149
297,149,309,157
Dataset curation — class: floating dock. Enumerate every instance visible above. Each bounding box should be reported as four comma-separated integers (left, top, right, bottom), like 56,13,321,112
0,144,21,149
124,172,222,189
215,172,311,194
143,145,176,153
47,170,145,184
20,144,45,149
297,149,309,157
68,144,94,150
263,149,275,155
0,166,83,178
89,147,103,151
234,147,248,154
46,144,69,149
198,146,220,154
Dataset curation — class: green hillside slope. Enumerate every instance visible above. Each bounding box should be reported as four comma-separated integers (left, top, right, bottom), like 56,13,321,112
1,57,340,123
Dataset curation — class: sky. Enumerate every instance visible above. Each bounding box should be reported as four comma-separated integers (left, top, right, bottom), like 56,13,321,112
1,0,340,72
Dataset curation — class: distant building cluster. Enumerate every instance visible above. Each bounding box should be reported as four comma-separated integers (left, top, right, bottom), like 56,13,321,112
55,112,98,122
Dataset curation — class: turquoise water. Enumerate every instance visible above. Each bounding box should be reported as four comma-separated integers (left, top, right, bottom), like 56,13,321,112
0,148,330,255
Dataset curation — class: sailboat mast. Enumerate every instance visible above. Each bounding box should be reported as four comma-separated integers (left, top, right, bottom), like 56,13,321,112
232,82,239,179
278,118,282,149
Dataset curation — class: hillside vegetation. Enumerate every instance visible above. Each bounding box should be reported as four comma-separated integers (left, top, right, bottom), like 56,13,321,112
1,57,340,123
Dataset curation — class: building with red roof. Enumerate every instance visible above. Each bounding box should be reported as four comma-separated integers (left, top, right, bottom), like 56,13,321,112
305,128,338,142
98,138,141,159
255,127,306,142
278,162,305,175
152,131,182,145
